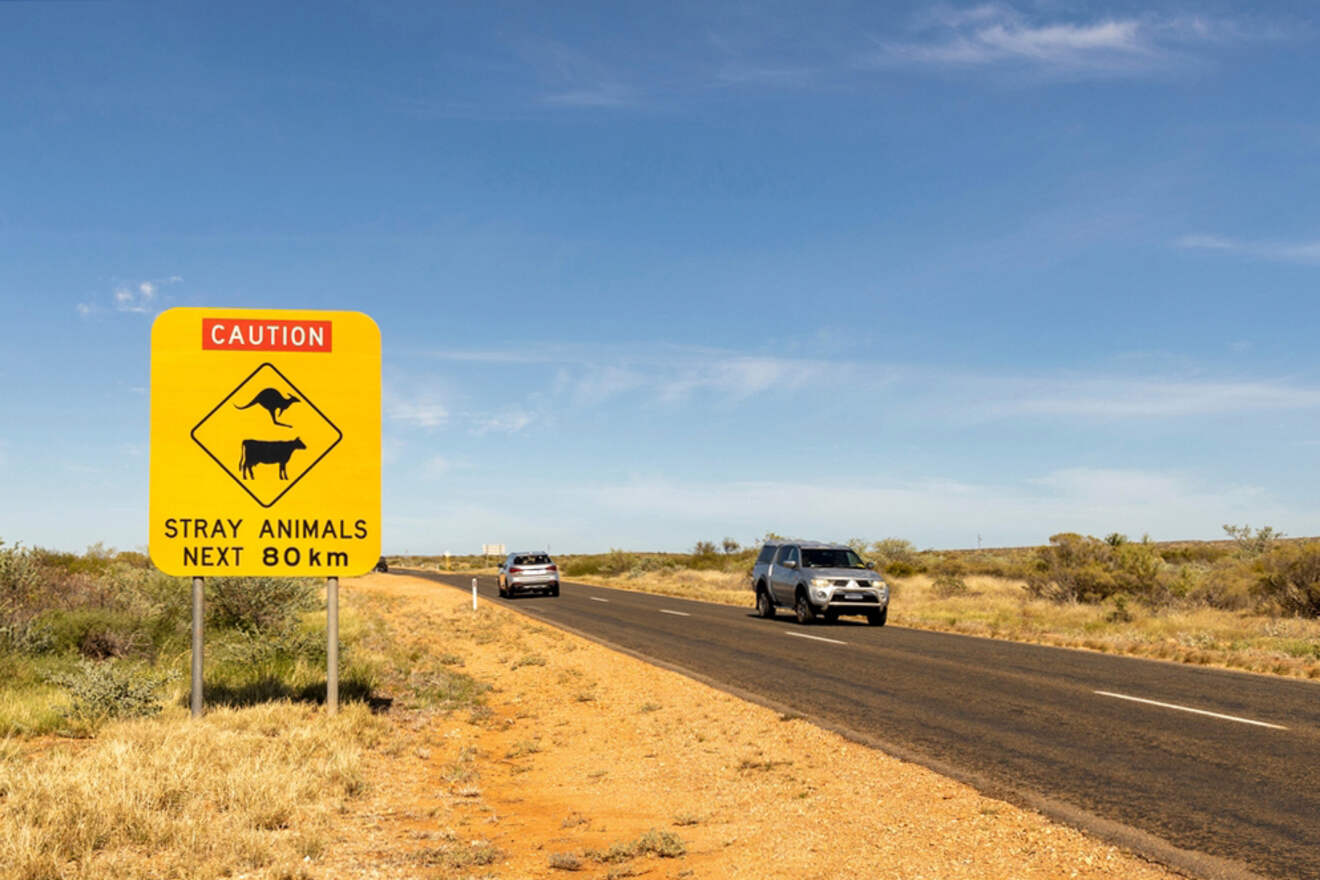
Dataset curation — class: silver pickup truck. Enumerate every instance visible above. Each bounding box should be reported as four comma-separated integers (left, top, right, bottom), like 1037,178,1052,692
750,540,889,625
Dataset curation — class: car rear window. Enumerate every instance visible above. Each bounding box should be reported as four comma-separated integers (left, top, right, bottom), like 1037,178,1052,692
514,554,551,565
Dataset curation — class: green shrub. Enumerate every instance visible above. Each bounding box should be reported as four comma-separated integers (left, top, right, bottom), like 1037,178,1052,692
37,608,152,659
1224,524,1285,558
870,538,922,576
930,556,969,598
206,576,317,633
1026,533,1120,602
0,541,43,648
1188,563,1253,611
1025,533,1179,605
1255,542,1320,617
635,829,685,857
49,658,175,724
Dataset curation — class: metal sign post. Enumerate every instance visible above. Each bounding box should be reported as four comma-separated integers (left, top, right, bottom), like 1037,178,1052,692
327,576,339,715
472,577,478,610
191,576,204,717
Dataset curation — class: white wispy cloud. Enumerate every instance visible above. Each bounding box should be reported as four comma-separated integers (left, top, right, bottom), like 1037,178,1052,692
870,5,1250,76
569,467,1297,549
656,355,842,402
431,344,864,408
77,275,183,318
543,83,634,107
971,377,1320,419
471,410,536,435
421,455,454,478
519,38,638,109
715,63,814,87
384,393,450,428
1177,233,1320,264
420,343,1320,424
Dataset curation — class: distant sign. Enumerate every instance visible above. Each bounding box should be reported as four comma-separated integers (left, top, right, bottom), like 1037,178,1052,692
150,308,380,576
482,544,506,556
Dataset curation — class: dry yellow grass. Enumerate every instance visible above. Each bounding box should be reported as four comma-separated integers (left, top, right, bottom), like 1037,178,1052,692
0,702,386,880
545,568,1320,679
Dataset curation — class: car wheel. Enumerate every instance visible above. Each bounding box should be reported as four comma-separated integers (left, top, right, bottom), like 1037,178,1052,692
794,590,817,625
868,607,888,626
551,583,560,597
756,588,776,619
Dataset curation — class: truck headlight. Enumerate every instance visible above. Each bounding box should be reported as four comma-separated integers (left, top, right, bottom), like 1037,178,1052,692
810,578,832,588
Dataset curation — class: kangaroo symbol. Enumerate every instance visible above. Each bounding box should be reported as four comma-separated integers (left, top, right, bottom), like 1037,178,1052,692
234,388,300,428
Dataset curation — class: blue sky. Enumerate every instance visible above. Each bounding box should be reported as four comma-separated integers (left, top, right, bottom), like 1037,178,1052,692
2,1,1318,554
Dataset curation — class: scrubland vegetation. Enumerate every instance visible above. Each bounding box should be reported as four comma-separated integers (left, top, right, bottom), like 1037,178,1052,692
0,541,377,736
0,540,393,879
405,525,1320,678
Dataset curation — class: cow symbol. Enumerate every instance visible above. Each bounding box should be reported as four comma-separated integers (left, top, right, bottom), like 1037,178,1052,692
240,438,307,480
235,388,300,428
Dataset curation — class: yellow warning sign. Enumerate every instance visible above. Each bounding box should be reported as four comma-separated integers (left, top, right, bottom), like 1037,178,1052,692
150,308,380,576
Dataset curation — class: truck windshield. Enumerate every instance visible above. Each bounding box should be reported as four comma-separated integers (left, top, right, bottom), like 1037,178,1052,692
801,548,865,569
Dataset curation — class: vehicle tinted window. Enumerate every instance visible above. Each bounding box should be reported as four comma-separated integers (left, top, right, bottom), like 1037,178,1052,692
514,554,551,565
756,545,778,564
802,548,865,569
777,545,798,565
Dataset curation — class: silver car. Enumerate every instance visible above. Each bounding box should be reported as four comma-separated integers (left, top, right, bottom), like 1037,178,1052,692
497,551,560,598
750,540,889,625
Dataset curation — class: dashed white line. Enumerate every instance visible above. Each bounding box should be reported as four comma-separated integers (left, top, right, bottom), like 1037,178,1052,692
589,596,610,603
659,609,691,617
785,631,847,645
1094,691,1288,730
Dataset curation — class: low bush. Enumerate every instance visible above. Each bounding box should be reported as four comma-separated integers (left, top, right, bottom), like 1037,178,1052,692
930,557,969,598
1255,541,1320,617
1025,533,1174,604
48,658,175,725
0,541,43,650
37,608,153,659
869,538,923,576
206,575,317,633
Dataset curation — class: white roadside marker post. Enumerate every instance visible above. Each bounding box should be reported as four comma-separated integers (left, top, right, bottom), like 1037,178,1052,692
191,576,204,717
327,576,339,716
472,577,478,610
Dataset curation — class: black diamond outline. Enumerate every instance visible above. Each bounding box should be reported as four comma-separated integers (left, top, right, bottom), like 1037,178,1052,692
190,362,343,509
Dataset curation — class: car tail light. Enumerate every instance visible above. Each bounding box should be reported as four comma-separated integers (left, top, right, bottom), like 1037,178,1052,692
509,566,523,573
547,564,558,572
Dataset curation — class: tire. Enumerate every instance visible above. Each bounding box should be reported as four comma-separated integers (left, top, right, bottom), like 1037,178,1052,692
498,578,507,598
756,588,776,619
868,606,888,626
550,583,560,597
794,590,817,625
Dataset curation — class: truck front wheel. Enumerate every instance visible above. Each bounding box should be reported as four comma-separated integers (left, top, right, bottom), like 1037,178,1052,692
794,590,817,625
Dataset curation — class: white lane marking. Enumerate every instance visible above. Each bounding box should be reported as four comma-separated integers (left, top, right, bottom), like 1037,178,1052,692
785,631,847,646
1094,691,1288,730
589,597,610,603
659,609,691,617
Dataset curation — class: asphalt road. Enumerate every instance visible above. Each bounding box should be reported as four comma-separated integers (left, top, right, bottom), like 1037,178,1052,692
402,569,1320,880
